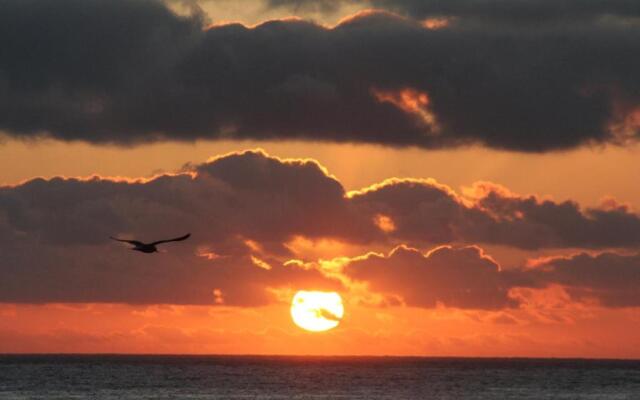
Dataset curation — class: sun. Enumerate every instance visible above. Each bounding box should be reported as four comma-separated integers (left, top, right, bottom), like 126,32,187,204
290,291,344,332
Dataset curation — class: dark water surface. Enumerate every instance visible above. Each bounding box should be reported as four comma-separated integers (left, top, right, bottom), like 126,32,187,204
1,355,639,399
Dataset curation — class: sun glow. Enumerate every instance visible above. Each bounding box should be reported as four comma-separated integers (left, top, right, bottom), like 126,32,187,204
290,291,344,332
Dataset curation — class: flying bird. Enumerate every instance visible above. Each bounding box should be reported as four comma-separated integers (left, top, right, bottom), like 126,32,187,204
110,233,191,253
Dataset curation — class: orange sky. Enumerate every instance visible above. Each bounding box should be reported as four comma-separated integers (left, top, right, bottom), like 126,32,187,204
1,0,640,358
1,143,640,357
2,138,640,207
2,300,639,358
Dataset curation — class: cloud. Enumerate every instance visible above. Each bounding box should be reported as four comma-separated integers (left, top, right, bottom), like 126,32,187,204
343,244,519,310
0,150,354,305
270,0,640,24
2,149,640,305
5,150,640,252
526,252,640,307
350,179,640,250
341,245,640,310
0,241,341,305
0,150,367,249
0,0,639,151
381,0,640,24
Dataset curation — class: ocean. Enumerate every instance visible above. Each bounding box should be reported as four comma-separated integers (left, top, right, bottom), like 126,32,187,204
1,355,639,399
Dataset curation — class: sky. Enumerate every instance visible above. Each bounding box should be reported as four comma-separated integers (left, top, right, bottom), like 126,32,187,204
1,0,639,358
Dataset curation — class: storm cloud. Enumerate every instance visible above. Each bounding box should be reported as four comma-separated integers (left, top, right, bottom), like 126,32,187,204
1,0,639,151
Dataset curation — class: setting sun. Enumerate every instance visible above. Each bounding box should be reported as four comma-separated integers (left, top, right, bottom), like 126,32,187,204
290,291,344,332
2,0,640,397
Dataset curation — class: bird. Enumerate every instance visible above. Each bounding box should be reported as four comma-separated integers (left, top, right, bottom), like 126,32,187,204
110,233,191,253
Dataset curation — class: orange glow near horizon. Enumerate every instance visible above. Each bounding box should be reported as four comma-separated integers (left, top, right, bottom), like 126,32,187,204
1,301,639,358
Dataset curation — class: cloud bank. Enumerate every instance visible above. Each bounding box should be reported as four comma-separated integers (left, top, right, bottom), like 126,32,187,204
342,245,640,309
1,150,639,307
270,0,640,24
1,0,639,151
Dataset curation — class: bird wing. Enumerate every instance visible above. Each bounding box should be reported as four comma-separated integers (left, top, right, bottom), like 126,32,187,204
110,237,144,246
150,233,191,246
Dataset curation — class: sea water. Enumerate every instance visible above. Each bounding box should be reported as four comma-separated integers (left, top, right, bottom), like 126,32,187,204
1,355,639,399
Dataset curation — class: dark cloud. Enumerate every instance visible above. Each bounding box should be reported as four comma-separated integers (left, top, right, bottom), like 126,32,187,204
2,150,640,305
0,247,340,305
342,245,640,309
468,184,640,249
0,150,368,250
526,252,640,307
375,0,640,24
344,245,519,310
0,0,639,151
0,150,356,304
350,179,640,250
270,0,640,24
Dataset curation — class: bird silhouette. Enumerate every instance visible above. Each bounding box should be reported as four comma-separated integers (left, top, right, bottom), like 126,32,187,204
110,233,191,253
